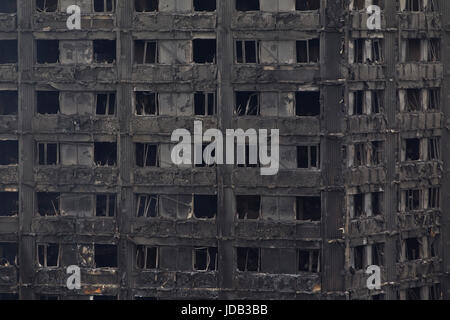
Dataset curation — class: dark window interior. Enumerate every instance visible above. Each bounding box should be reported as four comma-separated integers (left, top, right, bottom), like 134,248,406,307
94,0,115,12
235,91,259,116
135,0,158,12
136,194,158,218
194,195,217,219
94,142,117,166
194,92,215,116
236,195,260,219
136,143,158,167
38,142,58,165
37,40,59,64
353,245,365,270
296,196,321,221
296,0,320,10
194,247,217,271
37,91,60,114
134,40,157,64
37,243,59,267
406,238,420,261
0,242,17,266
406,39,421,62
96,93,116,115
193,39,216,63
0,91,18,115
194,0,216,11
36,0,57,12
96,194,116,217
0,140,18,165
0,40,18,64
0,0,17,13
37,192,60,216
94,244,117,268
236,0,259,11
237,247,259,271
296,91,320,116
93,40,116,63
0,192,18,217
405,138,420,161
136,92,158,115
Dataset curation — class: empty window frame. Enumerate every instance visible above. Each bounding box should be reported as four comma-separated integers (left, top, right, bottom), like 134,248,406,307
370,141,384,165
36,40,59,64
372,192,383,216
37,192,60,216
136,194,158,217
352,0,366,10
94,142,117,166
298,249,320,273
0,140,18,165
94,244,117,268
371,90,383,114
36,0,58,12
93,40,116,63
406,39,421,62
405,238,420,261
406,89,421,111
38,142,59,165
95,194,116,217
135,0,158,12
405,189,421,211
0,192,19,217
296,91,320,116
236,195,260,219
296,196,321,221
235,40,259,64
37,91,60,114
0,243,17,266
236,0,259,11
405,0,421,11
134,40,157,64
297,145,320,169
136,246,158,269
194,195,217,219
428,187,440,209
428,88,440,110
353,39,365,63
194,0,216,11
236,247,260,272
352,91,364,115
428,38,440,62
0,40,17,64
135,92,158,115
194,92,216,116
428,137,440,161
194,247,217,271
296,0,320,10
235,91,259,116
0,91,18,115
372,243,385,266
96,93,116,115
193,39,216,63
136,143,159,167
371,39,383,62
94,0,115,12
353,245,365,269
429,284,442,300
0,1,17,13
354,143,366,166
296,39,320,63
37,243,60,267
405,138,420,161
353,193,364,217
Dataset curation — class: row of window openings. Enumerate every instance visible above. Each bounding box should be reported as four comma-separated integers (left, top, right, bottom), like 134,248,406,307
0,192,321,222
352,0,439,11
0,90,321,117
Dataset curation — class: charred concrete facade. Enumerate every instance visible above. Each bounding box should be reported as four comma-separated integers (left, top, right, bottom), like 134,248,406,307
0,0,448,300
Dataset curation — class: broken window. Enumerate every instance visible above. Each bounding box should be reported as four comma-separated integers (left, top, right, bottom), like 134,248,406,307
135,0,158,12
94,0,115,12
406,39,421,62
96,194,116,217
93,40,116,63
297,145,320,169
405,238,420,261
136,246,158,269
0,192,18,217
134,40,157,64
236,0,259,11
36,40,59,64
0,140,18,165
428,187,440,209
136,194,158,217
405,189,421,211
428,38,440,62
354,143,366,166
353,39,365,63
194,247,217,271
353,245,365,270
0,0,16,13
194,92,215,116
96,93,116,115
353,0,365,10
428,88,440,110
37,243,60,267
406,0,421,11
371,39,383,62
353,193,364,217
194,195,217,219
0,91,18,115
428,0,439,11
36,0,58,12
235,40,259,64
406,89,421,111
296,91,320,116
194,0,216,11
296,196,321,221
370,141,383,165
38,142,58,165
296,0,320,10
372,192,383,216
37,192,60,216
235,91,259,116
236,247,260,272
236,195,260,219
0,40,18,64
136,92,158,115
429,284,441,300
0,243,17,266
371,90,383,114
296,39,320,63
428,137,440,161
352,91,364,115
372,243,384,266
136,143,159,167
298,249,320,273
37,91,60,114
405,138,420,161
94,142,117,166
193,39,216,63
0,293,18,300
94,244,117,268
